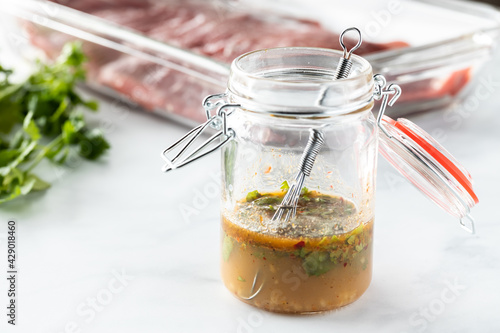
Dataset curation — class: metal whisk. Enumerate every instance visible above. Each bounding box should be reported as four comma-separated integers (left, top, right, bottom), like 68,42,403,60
335,27,362,79
271,27,362,224
271,129,325,223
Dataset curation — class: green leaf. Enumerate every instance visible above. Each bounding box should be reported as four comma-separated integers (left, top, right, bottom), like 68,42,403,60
0,141,36,176
49,97,69,122
83,100,98,111
352,224,363,236
237,276,246,282
280,180,289,192
0,87,23,133
246,190,261,202
19,175,37,195
2,167,23,187
62,120,77,144
0,150,19,167
48,145,69,165
26,174,50,191
302,251,335,276
23,111,41,141
253,196,281,206
299,246,309,258
0,184,21,203
58,41,86,68
0,171,50,204
300,187,309,197
78,129,110,160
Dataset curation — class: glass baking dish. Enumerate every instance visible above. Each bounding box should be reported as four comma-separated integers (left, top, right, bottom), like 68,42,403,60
1,0,499,126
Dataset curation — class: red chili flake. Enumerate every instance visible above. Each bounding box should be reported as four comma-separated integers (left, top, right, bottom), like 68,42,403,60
330,185,334,189
327,171,333,174
344,262,347,268
294,241,305,249
263,257,267,260
264,166,272,174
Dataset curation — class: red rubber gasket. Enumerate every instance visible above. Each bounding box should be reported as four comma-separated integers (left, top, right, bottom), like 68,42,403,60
387,116,479,204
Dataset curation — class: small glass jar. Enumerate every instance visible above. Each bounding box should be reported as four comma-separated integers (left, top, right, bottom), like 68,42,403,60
220,48,376,313
161,47,478,314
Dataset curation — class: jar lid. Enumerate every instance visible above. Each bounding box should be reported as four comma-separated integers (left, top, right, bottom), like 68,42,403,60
378,115,478,232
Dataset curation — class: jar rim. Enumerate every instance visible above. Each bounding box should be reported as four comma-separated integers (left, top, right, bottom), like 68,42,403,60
228,47,374,116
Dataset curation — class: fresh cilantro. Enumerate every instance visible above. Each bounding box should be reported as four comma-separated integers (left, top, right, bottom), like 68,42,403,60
300,187,309,196
302,251,335,276
246,190,261,202
0,42,109,204
253,196,281,206
280,180,289,192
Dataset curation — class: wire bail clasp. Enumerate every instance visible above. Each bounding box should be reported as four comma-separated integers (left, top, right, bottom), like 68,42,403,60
161,93,240,172
373,74,402,138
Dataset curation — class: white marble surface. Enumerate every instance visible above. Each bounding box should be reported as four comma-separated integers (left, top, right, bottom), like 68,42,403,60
1,48,500,333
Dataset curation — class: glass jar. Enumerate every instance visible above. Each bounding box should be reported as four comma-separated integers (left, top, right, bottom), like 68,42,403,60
161,47,478,314
219,48,376,313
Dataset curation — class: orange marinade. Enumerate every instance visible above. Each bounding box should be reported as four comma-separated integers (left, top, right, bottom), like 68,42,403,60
220,190,373,313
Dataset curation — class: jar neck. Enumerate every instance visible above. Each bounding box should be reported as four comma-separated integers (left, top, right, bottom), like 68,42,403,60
227,47,374,117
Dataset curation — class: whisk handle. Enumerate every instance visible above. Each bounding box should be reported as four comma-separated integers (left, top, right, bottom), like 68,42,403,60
298,129,325,177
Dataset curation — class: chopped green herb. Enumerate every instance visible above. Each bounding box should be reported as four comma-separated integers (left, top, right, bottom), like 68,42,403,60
302,251,335,276
253,196,281,206
237,276,246,282
361,257,368,270
0,42,109,204
280,180,289,192
300,187,309,197
246,190,261,202
352,224,363,236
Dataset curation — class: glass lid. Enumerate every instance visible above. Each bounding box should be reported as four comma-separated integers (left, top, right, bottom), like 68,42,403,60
378,115,478,233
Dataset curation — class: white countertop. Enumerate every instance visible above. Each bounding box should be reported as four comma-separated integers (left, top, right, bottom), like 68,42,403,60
1,48,500,333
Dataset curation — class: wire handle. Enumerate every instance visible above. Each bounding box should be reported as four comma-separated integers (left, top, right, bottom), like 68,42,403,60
161,94,239,172
335,27,363,79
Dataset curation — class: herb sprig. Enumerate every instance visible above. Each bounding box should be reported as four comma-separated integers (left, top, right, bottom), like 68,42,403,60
0,42,109,204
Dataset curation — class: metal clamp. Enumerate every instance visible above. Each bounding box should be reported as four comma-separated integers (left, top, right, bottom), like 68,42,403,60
373,74,402,138
161,94,240,172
